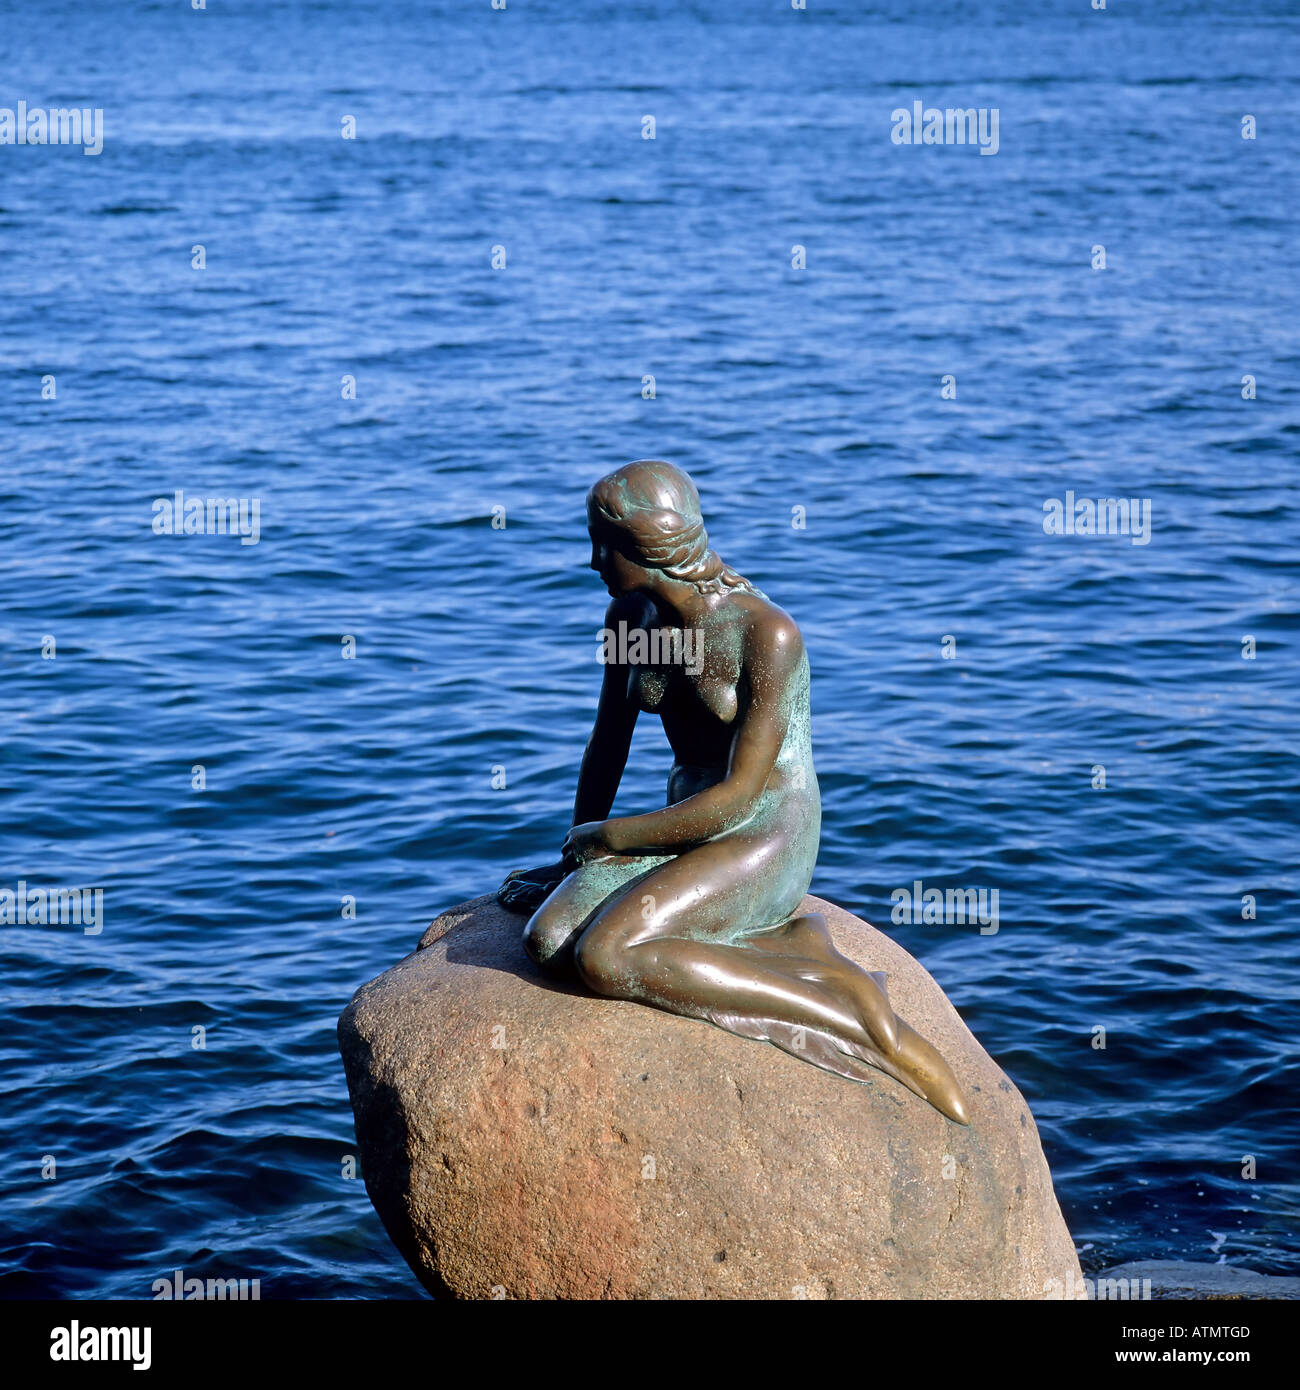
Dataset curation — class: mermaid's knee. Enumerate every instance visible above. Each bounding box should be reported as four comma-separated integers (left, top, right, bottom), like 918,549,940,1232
573,926,615,993
523,906,576,974
573,917,639,996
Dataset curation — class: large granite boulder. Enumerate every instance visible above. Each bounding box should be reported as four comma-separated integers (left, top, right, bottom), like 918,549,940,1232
338,893,1082,1299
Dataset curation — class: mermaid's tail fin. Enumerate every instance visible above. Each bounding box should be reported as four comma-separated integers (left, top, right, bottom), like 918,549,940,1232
709,1009,919,1092
890,1019,971,1126
704,1006,968,1124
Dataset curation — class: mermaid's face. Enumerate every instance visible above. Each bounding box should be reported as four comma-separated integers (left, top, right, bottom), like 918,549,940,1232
588,520,652,598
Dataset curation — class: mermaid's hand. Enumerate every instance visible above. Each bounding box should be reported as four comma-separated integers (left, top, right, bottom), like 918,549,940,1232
561,820,622,865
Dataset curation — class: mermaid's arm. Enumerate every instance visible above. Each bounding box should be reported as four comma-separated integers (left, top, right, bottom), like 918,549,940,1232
571,597,641,826
498,598,642,911
598,615,800,855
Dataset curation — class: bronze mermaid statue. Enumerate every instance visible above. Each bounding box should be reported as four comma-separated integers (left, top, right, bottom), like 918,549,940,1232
497,460,969,1124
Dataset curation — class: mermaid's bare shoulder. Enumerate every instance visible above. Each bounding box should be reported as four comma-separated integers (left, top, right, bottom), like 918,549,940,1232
727,590,808,686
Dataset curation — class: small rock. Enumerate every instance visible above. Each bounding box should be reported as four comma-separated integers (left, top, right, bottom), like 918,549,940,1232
1098,1261,1300,1301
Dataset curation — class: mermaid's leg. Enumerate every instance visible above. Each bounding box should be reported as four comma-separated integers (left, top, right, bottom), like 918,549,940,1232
522,852,673,975
745,912,900,1052
572,837,970,1124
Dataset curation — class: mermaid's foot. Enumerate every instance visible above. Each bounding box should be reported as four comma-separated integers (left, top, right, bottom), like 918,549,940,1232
498,861,569,914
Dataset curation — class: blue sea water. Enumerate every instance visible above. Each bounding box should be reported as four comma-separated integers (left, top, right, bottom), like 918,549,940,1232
1,0,1297,1299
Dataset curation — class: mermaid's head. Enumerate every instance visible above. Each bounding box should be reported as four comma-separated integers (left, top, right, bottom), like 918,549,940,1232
586,460,753,598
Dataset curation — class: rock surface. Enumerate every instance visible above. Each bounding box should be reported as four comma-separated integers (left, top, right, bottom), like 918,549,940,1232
1098,1261,1300,1301
338,892,1082,1299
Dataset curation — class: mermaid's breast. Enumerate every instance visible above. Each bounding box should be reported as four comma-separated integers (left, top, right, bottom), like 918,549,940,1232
637,664,738,726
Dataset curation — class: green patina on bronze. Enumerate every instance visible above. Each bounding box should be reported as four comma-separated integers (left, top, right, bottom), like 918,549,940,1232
499,460,969,1123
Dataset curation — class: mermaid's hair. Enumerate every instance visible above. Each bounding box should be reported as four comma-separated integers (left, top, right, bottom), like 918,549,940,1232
586,461,756,597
